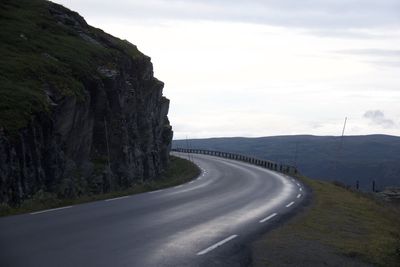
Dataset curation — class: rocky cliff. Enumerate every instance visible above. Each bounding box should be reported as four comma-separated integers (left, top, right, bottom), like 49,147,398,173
0,0,173,205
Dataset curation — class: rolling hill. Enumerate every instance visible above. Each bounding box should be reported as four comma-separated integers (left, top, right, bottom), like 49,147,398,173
173,135,400,191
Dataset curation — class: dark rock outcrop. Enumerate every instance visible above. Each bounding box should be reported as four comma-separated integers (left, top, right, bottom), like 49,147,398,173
0,1,173,205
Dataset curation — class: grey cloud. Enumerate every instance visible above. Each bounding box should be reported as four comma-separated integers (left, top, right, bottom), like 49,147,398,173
309,122,323,129
334,49,400,57
333,49,400,68
363,110,395,128
61,0,400,31
306,29,389,39
364,60,400,68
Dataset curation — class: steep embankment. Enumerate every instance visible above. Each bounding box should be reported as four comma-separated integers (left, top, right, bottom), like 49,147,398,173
0,0,173,206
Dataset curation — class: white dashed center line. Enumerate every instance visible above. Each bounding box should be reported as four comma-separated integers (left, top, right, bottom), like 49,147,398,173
297,194,302,198
286,201,295,208
299,187,303,191
197,235,238,255
259,212,277,223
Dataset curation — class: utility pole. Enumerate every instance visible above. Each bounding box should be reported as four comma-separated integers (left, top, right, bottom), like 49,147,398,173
104,117,111,169
335,117,347,169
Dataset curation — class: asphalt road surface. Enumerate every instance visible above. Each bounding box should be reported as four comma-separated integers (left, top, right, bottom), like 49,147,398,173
0,152,306,267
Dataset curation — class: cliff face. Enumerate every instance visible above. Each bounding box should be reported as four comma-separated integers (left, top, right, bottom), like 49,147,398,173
0,1,173,205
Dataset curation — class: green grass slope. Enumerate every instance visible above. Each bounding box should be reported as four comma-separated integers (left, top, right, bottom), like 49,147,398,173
0,156,200,216
252,177,400,266
0,0,143,133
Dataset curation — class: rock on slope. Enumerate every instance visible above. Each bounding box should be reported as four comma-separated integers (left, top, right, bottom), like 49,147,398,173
0,0,173,205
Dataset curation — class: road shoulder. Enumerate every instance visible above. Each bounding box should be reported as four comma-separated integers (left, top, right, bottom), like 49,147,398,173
250,176,400,267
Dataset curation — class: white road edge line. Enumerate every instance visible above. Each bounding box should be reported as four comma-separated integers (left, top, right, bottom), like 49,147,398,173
189,181,194,184
149,189,163,194
105,196,129,202
297,194,302,198
174,185,183,189
30,206,73,215
259,212,277,223
197,235,238,256
286,201,295,208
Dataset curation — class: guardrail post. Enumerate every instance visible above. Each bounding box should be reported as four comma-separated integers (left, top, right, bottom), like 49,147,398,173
174,148,288,175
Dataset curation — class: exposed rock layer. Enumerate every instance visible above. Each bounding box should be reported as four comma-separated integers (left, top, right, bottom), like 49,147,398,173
0,1,173,204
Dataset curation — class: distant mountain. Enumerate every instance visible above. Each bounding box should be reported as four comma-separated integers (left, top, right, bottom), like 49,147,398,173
173,135,400,191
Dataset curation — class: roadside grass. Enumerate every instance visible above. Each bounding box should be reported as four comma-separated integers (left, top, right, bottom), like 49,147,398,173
0,156,200,217
252,176,400,267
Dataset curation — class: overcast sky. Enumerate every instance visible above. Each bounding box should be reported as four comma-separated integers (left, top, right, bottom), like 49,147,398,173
54,0,400,139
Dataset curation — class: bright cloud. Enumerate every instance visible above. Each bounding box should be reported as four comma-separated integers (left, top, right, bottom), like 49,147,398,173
53,0,400,139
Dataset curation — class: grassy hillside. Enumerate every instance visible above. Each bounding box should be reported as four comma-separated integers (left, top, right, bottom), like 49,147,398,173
173,135,400,190
0,0,143,133
252,176,400,267
0,156,200,216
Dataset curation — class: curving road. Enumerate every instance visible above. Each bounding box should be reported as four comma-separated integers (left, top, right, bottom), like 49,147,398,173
0,152,306,267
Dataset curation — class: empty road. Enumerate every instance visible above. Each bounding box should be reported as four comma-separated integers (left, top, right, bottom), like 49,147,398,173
0,152,306,267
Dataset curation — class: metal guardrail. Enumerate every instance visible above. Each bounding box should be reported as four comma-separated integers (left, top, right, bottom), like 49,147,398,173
172,148,298,175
